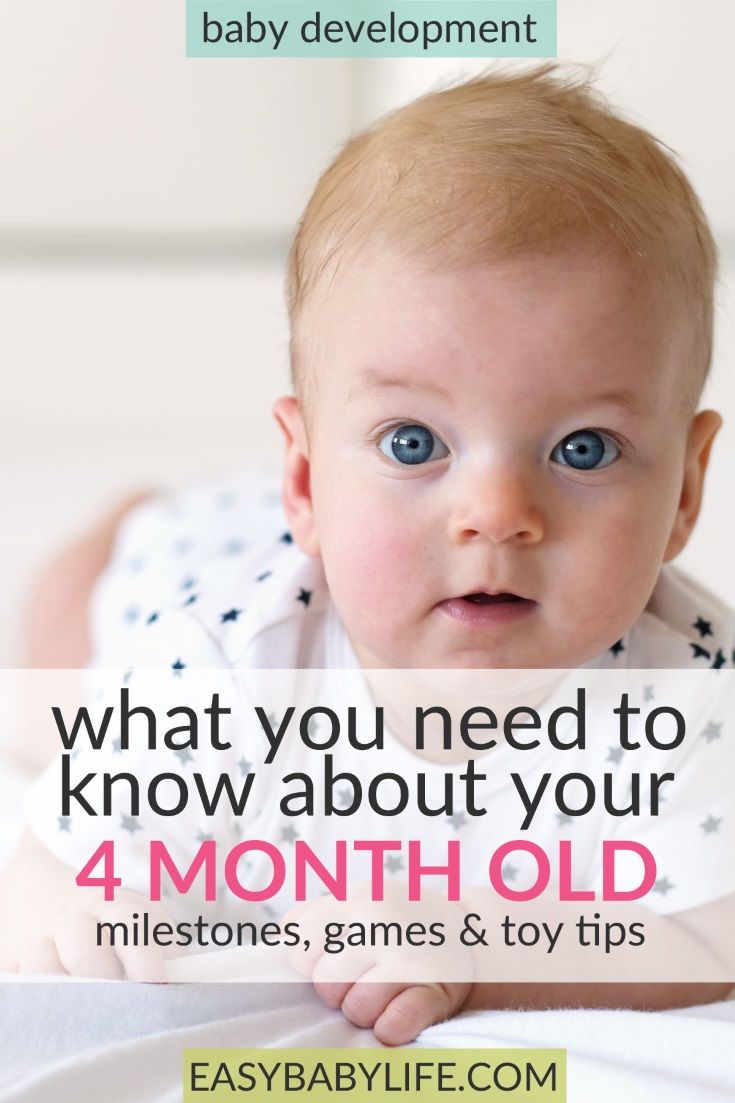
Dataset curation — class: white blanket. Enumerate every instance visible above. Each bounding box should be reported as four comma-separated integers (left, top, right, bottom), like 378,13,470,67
2,750,734,1102
1,979,734,1103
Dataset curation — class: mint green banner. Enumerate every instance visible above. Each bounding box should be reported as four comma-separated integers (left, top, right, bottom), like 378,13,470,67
184,1048,566,1100
186,2,557,57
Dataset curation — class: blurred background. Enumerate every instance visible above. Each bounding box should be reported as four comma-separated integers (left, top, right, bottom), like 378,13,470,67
2,0,734,664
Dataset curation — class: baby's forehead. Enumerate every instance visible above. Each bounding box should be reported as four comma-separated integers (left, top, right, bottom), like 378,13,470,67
296,247,699,422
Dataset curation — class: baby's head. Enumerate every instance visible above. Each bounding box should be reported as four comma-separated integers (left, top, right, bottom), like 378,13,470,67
275,64,721,670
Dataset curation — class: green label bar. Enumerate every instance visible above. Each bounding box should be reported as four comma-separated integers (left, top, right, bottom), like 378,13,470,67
184,1047,566,1100
186,2,557,58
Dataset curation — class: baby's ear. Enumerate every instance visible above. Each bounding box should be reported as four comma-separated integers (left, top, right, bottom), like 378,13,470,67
273,396,320,557
663,409,722,562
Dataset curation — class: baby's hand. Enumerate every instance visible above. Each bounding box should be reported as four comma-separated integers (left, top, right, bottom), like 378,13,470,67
285,885,472,1045
5,892,171,981
314,974,469,1046
0,831,171,980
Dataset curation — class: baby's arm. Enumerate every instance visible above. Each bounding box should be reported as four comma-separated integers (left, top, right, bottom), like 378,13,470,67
16,492,151,771
0,830,169,980
299,890,733,1044
460,888,734,1013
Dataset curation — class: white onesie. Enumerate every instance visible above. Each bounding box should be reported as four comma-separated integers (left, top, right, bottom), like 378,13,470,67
24,472,735,933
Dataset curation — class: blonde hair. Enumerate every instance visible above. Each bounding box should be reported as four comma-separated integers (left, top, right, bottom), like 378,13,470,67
286,64,717,399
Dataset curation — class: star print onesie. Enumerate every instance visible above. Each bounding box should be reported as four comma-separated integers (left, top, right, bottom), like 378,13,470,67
24,472,735,929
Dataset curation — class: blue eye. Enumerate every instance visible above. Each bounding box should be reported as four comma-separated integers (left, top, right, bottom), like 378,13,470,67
551,430,620,471
378,424,449,465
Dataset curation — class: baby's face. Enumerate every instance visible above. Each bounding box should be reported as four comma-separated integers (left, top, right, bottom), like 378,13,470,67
280,247,719,669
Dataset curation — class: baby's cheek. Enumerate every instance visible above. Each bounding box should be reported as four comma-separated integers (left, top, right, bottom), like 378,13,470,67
562,505,667,631
326,506,423,609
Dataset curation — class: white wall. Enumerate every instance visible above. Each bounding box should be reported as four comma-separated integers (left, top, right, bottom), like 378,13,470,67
1,3,357,664
3,1,734,663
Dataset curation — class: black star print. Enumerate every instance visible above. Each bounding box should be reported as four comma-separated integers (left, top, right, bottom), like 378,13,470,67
297,588,312,608
183,594,198,607
711,649,726,669
172,658,186,676
280,532,293,544
256,571,272,582
690,643,711,661
693,616,713,639
221,608,242,623
146,611,159,625
610,639,625,657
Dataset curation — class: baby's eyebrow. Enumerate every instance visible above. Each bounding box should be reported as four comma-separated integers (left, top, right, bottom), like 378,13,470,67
348,370,451,402
586,388,647,416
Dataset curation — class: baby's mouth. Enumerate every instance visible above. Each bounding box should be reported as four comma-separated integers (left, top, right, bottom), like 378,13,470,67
461,592,524,605
437,590,537,626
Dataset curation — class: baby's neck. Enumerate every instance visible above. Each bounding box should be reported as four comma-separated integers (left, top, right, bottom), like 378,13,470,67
361,668,567,764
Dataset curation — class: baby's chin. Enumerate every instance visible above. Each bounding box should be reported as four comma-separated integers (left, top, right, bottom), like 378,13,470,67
351,640,597,672
350,622,622,671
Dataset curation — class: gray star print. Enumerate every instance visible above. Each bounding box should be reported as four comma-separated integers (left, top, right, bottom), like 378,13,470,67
701,815,722,835
702,722,722,744
607,746,624,764
653,876,674,896
335,786,353,809
121,815,142,835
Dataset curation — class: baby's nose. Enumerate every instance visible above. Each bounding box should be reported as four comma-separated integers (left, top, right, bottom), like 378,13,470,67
447,466,545,546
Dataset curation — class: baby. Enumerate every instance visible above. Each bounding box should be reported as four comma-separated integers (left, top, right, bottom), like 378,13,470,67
4,64,734,1042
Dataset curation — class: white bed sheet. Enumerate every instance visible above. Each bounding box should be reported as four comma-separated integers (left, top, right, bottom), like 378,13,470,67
1,979,734,1103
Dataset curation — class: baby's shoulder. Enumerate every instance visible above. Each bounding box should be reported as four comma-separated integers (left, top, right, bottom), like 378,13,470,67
621,564,735,669
89,472,333,670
